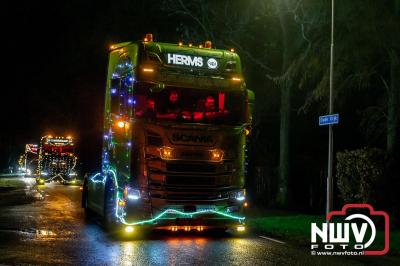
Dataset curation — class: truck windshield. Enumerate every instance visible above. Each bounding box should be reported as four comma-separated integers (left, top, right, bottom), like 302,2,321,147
134,84,246,126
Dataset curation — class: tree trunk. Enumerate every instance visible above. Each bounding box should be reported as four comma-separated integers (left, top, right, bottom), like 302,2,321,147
387,49,400,155
278,79,291,206
275,0,294,207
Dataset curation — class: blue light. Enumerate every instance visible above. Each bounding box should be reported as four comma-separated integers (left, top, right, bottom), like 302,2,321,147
104,134,109,139
127,142,132,147
111,88,117,94
128,98,133,104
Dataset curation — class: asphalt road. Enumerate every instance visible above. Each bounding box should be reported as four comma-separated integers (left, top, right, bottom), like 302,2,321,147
0,178,397,265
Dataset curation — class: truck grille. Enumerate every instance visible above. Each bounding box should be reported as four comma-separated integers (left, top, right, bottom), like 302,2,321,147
166,163,217,173
164,175,231,187
147,131,163,146
146,154,234,201
166,175,214,186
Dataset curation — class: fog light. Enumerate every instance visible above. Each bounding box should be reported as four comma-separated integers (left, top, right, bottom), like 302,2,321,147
237,225,245,232
125,226,134,233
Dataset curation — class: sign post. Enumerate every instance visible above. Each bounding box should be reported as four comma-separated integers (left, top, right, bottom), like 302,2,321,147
319,113,339,224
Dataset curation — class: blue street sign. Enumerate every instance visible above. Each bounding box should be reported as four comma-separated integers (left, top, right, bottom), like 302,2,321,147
319,114,339,126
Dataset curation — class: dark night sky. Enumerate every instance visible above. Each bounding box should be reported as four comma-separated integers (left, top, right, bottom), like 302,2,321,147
1,1,182,171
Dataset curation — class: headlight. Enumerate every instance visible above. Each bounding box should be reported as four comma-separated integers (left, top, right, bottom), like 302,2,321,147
231,190,246,201
69,172,77,176
159,146,175,160
124,187,141,201
209,149,224,162
41,172,48,176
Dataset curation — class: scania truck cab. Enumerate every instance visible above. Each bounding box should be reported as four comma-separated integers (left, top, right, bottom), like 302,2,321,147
83,34,254,233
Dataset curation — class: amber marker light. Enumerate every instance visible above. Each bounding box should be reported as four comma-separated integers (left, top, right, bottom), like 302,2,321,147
144,33,153,42
232,77,241,82
159,146,174,160
142,68,154,72
209,149,224,162
118,199,126,207
117,121,125,128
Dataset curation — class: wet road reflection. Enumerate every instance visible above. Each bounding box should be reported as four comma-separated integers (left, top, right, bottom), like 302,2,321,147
0,179,387,265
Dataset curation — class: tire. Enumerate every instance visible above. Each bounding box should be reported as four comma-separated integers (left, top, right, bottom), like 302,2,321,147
103,179,118,232
81,180,94,219
81,180,88,208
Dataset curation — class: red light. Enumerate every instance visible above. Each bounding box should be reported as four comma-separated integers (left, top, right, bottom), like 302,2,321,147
147,99,155,110
205,41,212,48
205,96,215,111
218,92,225,111
169,91,178,103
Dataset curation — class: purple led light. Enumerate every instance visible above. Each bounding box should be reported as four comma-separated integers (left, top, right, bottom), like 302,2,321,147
127,142,132,147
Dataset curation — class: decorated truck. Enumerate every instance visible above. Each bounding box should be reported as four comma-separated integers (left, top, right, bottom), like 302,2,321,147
82,34,254,234
36,135,78,184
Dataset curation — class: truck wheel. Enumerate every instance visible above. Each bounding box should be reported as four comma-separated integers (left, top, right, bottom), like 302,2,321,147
81,180,88,207
81,181,92,217
103,180,118,232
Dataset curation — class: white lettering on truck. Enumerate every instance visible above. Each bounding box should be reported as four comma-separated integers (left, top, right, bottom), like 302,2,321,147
167,53,204,67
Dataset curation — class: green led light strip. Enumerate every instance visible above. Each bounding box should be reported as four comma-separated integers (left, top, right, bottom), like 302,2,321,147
120,208,245,226
90,170,245,226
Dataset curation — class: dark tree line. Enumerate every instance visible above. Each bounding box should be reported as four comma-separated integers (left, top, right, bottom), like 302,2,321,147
162,0,400,211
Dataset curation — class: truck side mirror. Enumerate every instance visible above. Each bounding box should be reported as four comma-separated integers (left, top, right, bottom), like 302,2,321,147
246,89,255,125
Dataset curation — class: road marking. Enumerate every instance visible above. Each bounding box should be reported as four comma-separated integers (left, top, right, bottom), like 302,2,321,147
259,235,285,244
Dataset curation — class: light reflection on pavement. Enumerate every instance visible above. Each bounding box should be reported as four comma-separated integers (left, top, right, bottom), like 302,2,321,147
0,178,397,265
